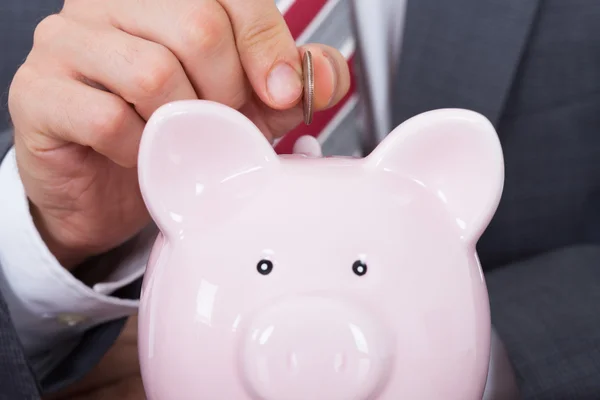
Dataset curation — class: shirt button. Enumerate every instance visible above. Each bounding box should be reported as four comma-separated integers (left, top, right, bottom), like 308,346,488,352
56,313,88,327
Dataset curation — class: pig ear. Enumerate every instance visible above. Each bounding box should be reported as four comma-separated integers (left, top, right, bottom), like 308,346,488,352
137,100,279,234
365,109,504,243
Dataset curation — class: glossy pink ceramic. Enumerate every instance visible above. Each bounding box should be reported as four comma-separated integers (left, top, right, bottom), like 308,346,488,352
137,100,504,400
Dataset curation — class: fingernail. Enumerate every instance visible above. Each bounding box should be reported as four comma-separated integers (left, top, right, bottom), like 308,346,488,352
323,51,339,108
267,62,303,106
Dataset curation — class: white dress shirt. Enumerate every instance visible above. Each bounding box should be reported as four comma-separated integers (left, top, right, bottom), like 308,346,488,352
0,0,407,377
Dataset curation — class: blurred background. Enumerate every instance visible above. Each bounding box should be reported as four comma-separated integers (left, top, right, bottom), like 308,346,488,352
0,1,63,131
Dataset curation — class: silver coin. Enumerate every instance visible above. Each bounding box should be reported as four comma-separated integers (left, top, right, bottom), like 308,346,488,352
302,50,315,125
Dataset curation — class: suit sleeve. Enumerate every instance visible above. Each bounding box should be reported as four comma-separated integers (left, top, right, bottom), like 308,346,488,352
0,283,41,399
0,129,152,394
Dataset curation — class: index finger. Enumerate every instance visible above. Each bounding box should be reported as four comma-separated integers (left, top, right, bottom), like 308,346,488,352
217,0,303,110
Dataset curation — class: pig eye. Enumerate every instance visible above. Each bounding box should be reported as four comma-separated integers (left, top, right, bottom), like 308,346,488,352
257,259,274,275
352,260,367,276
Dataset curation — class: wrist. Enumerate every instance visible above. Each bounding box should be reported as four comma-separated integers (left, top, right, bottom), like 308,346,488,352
29,201,90,270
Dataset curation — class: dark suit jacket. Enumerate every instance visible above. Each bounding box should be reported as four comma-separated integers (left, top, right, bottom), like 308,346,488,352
388,1,600,398
2,0,600,399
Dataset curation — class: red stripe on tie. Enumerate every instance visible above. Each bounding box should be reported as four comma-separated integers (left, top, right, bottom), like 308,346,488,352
283,0,330,39
275,53,356,154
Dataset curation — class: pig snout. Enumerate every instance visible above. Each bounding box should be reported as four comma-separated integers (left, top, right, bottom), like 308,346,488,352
238,296,394,400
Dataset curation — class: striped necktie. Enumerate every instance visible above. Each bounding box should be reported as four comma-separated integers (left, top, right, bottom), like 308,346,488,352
274,0,364,157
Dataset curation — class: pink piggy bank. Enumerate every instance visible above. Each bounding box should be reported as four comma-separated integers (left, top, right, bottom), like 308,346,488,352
137,100,508,400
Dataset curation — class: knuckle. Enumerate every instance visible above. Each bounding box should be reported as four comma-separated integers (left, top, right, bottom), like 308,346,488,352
238,18,286,55
87,98,129,143
8,65,30,100
33,14,65,48
132,47,179,98
8,64,38,116
179,5,229,54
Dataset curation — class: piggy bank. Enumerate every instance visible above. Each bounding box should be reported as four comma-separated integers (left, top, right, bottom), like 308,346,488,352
136,100,506,400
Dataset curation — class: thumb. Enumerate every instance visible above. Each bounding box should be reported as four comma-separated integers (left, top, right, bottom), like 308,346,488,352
218,0,303,109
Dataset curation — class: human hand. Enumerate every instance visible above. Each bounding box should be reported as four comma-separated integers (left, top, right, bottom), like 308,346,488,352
8,0,351,269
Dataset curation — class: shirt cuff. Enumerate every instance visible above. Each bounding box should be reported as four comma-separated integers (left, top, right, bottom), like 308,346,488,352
0,147,153,374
